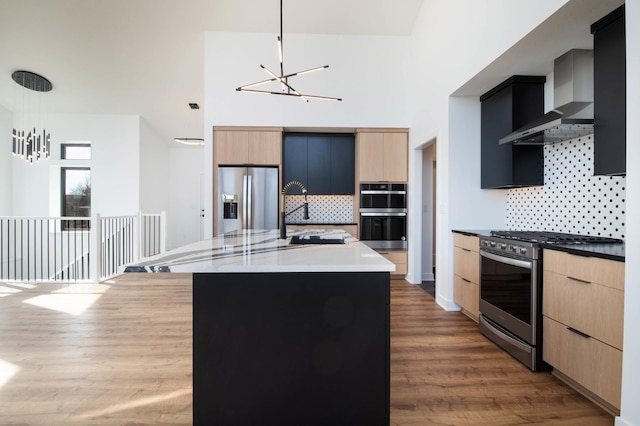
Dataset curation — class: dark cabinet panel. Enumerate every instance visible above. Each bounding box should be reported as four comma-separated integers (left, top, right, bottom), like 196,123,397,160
330,134,356,194
592,5,626,176
283,133,355,195
194,271,390,424
480,76,546,189
307,136,331,194
282,134,308,194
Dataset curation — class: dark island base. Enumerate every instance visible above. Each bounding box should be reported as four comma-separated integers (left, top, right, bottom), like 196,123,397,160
193,271,390,425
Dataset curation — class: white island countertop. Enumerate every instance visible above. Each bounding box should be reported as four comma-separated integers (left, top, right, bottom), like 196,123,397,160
125,229,395,273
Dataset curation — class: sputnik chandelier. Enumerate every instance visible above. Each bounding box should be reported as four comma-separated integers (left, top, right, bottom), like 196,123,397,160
236,0,342,102
11,70,52,164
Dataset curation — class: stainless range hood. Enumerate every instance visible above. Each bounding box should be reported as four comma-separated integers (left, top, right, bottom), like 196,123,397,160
500,49,594,145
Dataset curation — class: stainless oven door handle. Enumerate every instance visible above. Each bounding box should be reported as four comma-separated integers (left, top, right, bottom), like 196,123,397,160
360,190,406,195
480,250,532,270
360,212,407,217
480,315,532,353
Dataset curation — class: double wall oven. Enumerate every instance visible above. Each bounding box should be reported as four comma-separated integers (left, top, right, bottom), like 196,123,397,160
478,231,621,371
359,183,407,249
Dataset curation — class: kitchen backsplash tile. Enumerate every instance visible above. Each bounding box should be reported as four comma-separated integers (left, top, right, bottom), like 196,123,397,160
285,195,354,223
507,135,626,239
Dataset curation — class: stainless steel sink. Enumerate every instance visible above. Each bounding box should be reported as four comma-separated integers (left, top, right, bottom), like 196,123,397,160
289,235,345,245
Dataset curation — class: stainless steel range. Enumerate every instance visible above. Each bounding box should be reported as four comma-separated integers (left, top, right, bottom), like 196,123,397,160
478,230,621,371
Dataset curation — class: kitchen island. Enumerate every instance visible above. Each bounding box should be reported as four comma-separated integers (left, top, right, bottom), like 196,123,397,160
125,229,394,425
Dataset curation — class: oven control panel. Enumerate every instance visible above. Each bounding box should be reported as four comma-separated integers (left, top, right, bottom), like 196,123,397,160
479,237,537,259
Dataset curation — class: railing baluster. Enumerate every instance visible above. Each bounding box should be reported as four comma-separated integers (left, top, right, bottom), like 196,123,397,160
20,219,23,281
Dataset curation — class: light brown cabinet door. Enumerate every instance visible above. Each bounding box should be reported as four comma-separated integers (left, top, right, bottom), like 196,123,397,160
543,270,624,350
248,131,282,165
383,133,408,182
214,130,282,166
453,275,479,319
379,251,407,276
357,132,407,182
543,316,622,410
542,249,625,413
452,234,480,321
357,132,385,181
214,130,249,165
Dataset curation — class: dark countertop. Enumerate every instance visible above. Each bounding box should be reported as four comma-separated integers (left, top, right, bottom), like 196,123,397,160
452,229,625,261
452,229,492,237
541,242,625,262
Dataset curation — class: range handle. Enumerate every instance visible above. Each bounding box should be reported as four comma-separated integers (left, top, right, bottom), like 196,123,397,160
480,249,533,270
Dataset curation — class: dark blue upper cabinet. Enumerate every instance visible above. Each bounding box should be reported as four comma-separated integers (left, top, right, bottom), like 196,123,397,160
480,76,546,189
283,133,355,195
330,134,356,195
282,134,308,194
592,5,626,176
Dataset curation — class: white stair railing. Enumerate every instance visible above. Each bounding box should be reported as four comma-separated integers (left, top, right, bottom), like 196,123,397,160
0,211,166,283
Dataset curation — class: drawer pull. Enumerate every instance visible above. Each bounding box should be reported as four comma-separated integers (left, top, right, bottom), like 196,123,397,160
567,276,591,284
461,248,471,252
462,278,471,283
567,327,591,339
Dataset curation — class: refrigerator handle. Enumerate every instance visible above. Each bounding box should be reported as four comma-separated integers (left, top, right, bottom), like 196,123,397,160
242,175,248,229
247,174,253,228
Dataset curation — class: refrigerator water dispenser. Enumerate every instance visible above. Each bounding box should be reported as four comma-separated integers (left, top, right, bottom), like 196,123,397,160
222,194,238,219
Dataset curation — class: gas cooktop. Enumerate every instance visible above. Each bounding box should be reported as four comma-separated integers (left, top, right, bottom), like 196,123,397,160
489,230,622,244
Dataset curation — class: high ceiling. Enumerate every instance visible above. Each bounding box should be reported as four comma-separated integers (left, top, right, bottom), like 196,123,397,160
0,0,424,144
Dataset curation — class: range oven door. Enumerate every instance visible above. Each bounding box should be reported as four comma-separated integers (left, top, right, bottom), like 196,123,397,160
479,249,537,345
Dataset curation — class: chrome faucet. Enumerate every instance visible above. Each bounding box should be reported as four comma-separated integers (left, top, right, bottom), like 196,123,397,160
280,181,309,239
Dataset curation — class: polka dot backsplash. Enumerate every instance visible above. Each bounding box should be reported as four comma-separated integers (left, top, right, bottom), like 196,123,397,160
507,135,626,239
285,195,354,223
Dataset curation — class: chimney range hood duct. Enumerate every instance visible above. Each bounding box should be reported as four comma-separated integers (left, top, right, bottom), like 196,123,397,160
500,49,594,145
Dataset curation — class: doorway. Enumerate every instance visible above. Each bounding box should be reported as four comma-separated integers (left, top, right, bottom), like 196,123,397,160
419,141,436,296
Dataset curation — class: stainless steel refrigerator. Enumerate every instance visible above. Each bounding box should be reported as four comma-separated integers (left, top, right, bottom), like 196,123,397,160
217,166,279,234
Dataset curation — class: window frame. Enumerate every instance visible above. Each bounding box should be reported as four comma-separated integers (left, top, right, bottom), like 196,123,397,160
61,143,91,160
60,166,91,230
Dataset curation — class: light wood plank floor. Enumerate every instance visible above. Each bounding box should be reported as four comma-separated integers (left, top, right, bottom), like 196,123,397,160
0,275,613,425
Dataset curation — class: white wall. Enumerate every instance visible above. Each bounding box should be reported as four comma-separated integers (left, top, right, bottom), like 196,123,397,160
203,32,412,238
10,113,140,217
0,105,12,215
168,145,204,250
619,2,640,425
139,118,170,214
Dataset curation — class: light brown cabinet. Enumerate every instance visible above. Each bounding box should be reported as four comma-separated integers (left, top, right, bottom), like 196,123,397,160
356,130,408,182
542,249,625,414
378,250,407,277
453,233,479,321
214,128,282,166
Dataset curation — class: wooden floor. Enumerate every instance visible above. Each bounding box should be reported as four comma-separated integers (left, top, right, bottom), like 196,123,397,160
0,275,613,425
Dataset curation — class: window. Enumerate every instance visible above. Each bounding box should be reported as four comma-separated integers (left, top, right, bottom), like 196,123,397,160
61,144,91,160
61,168,91,228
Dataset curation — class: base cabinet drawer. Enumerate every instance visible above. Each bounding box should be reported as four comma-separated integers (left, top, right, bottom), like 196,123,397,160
543,270,624,349
380,251,407,276
543,316,622,410
453,246,479,282
453,275,479,320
